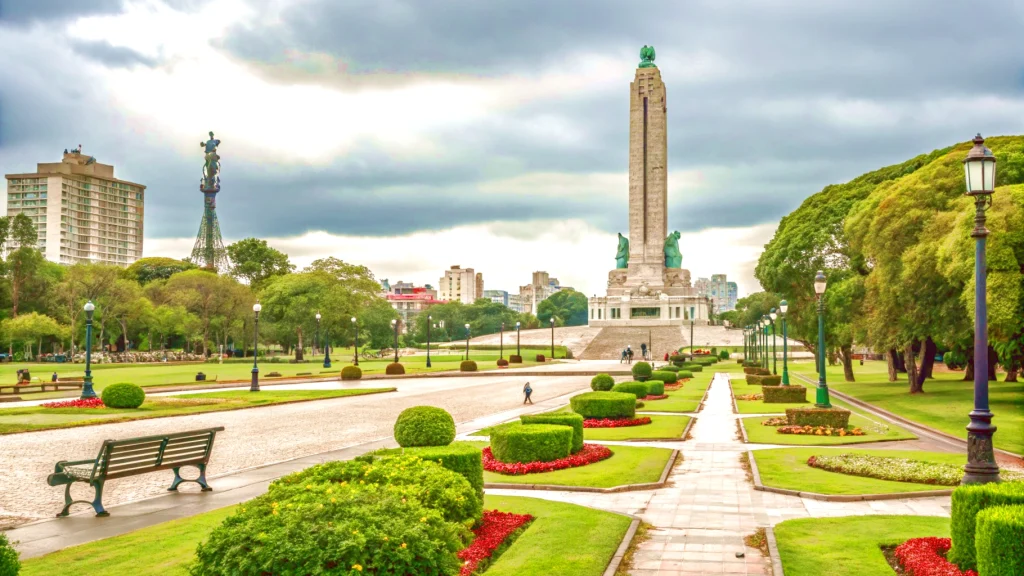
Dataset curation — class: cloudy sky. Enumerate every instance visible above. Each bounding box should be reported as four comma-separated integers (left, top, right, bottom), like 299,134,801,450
2,0,1024,297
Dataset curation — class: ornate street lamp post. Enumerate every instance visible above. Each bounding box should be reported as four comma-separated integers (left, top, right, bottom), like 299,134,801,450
962,133,1000,484
689,319,694,358
351,317,359,366
426,315,433,368
315,311,321,357
391,319,399,364
464,323,471,361
770,307,778,375
813,271,831,408
743,326,747,361
550,317,555,359
81,301,97,399
762,315,770,371
753,320,760,366
780,300,790,385
251,302,262,392
516,321,521,357
499,322,504,360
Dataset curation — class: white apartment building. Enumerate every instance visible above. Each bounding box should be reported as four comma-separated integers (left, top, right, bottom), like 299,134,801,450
437,265,483,304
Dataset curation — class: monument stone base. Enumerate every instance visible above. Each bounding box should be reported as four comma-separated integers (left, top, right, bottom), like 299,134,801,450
589,267,710,327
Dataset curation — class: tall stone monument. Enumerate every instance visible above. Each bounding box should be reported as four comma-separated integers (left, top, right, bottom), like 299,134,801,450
588,46,709,327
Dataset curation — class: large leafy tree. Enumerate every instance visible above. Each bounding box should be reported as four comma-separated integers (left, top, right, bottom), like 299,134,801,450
163,270,241,356
124,257,197,285
537,289,588,326
226,238,294,290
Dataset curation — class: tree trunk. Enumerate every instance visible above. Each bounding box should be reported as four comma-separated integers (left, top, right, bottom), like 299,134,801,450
906,343,923,393
1004,369,1018,383
840,344,855,382
296,326,305,361
964,352,974,381
917,337,937,385
202,321,209,356
886,349,899,382
988,345,998,381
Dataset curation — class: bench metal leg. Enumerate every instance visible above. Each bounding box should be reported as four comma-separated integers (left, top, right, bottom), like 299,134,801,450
169,464,212,492
57,481,108,518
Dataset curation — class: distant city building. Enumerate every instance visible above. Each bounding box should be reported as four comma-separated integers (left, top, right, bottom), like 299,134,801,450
483,289,509,307
438,265,483,304
380,278,392,293
3,147,145,266
519,271,572,316
387,287,446,333
508,293,526,313
389,280,435,297
695,274,738,312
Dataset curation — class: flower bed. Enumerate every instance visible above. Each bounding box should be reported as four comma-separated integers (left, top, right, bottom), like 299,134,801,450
761,416,788,426
41,397,105,409
643,394,669,400
583,417,653,428
805,454,1024,486
776,425,864,437
736,393,764,401
664,383,683,391
458,510,533,575
894,537,978,576
483,444,612,475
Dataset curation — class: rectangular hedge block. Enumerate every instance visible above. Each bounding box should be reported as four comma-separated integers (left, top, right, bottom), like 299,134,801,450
949,482,1024,570
746,374,782,386
785,407,851,428
762,385,807,403
975,504,1024,576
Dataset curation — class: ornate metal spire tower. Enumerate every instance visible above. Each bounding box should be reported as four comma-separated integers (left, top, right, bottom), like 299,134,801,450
190,131,231,272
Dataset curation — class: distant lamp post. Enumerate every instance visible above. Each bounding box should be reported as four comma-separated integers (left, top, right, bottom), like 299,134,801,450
550,316,555,359
516,321,521,356
391,319,399,364
962,133,1000,484
769,308,778,375
351,317,359,366
762,315,770,371
780,300,790,385
251,302,262,392
81,301,97,399
743,326,748,361
689,319,694,357
315,312,321,356
464,323,471,361
500,322,504,360
813,271,831,408
426,315,433,368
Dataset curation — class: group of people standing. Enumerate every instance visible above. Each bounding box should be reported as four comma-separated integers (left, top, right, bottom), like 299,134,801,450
620,343,651,363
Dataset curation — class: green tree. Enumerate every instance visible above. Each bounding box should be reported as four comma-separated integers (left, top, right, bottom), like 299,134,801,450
537,289,588,326
226,238,294,290
124,257,197,285
164,270,239,356
1,312,65,360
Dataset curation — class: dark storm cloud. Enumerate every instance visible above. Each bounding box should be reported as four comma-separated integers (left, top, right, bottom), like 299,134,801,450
70,39,157,68
0,0,124,25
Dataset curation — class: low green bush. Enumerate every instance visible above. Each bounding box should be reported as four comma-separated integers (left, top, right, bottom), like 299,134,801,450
460,360,477,372
496,358,509,367
521,413,584,453
100,383,145,409
646,380,665,396
394,406,456,447
631,361,653,381
762,385,807,403
535,354,546,362
340,365,362,380
682,364,703,373
747,374,782,386
659,365,680,372
785,407,851,429
651,370,677,384
669,354,688,367
590,373,615,391
976,504,1024,576
570,391,636,419
509,354,522,363
612,381,650,400
677,370,693,379
719,350,730,360
949,482,1024,570
0,533,19,576
743,367,770,375
385,362,405,375
635,401,645,409
397,442,485,503
490,424,572,464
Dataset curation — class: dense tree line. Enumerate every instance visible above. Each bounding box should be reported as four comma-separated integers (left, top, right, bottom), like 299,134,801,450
755,135,1024,391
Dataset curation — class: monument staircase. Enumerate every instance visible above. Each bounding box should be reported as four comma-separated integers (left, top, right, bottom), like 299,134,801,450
579,326,687,360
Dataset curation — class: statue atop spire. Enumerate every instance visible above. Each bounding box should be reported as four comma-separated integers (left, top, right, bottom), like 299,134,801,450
639,45,656,68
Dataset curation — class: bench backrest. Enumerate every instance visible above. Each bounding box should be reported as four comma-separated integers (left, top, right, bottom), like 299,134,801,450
94,427,225,480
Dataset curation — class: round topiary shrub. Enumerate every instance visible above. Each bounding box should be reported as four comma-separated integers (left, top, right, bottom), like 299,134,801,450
535,354,546,362
509,354,523,364
100,383,145,409
497,358,509,367
570,391,636,419
590,373,615,391
646,380,665,396
490,424,572,464
520,413,584,453
340,365,362,380
635,401,645,409
385,362,406,375
611,381,650,400
460,360,478,372
0,533,19,576
631,361,653,381
677,370,694,379
719,350,730,360
394,406,456,447
652,370,677,384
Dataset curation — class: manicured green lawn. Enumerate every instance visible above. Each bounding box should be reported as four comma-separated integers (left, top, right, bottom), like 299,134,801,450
774,515,950,576
741,411,916,445
19,496,628,576
753,447,963,494
471,415,690,441
484,495,631,576
0,388,393,434
637,394,699,413
735,399,811,414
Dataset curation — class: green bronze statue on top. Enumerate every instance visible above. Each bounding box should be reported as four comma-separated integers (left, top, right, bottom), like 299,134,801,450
615,233,629,269
639,45,656,68
664,231,682,268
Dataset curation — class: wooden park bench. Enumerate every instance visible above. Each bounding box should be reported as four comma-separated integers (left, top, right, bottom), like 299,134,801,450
46,426,225,517
0,382,84,396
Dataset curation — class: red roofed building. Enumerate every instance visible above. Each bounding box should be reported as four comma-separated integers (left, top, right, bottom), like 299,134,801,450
386,286,446,333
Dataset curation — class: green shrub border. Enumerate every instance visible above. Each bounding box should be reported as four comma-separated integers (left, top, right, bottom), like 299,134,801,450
520,413,584,454
949,481,1024,570
762,385,807,403
785,407,851,428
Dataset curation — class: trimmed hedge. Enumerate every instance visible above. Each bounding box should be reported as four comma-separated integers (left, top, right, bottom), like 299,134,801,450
612,381,650,400
746,374,782,386
535,354,546,362
659,365,680,372
509,354,523,363
631,361,652,381
590,374,615,391
385,362,406,375
496,358,509,367
719,350,730,360
399,442,485,503
743,367,770,375
0,532,19,576
394,406,456,447
949,481,1024,570
521,413,584,454
340,365,362,380
677,370,694,379
490,423,572,464
976,504,1024,576
669,354,688,367
785,407,851,429
682,364,703,373
635,401,645,409
762,385,807,403
570,391,636,419
646,380,665,396
460,360,478,372
651,370,677,384
101,383,145,409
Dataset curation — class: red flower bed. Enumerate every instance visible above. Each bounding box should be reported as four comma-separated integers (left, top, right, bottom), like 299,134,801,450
643,394,669,400
776,425,864,437
458,510,533,575
894,537,978,576
41,397,105,409
483,443,613,475
664,384,683,391
583,417,652,428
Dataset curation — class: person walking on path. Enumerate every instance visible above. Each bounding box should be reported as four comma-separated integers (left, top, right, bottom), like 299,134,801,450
641,342,648,360
522,382,533,404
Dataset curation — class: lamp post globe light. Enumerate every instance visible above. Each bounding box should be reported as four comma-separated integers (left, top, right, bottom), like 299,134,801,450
780,300,790,385
962,133,1000,484
81,301,97,399
391,319,399,364
770,308,778,375
351,317,359,367
426,315,433,368
813,271,831,408
550,316,555,359
251,302,262,392
464,323,471,361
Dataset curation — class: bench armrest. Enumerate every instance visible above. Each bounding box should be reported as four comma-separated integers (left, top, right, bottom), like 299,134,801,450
54,458,97,473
